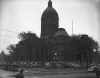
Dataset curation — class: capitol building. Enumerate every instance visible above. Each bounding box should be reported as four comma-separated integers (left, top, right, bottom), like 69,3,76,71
16,0,80,63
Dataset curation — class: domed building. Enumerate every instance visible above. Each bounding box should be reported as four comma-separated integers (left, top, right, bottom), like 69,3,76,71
16,0,79,63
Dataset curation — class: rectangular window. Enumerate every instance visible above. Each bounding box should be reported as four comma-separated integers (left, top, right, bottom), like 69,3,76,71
72,54,74,60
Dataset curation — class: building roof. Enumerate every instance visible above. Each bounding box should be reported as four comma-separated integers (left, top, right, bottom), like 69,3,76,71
41,0,59,19
54,28,69,36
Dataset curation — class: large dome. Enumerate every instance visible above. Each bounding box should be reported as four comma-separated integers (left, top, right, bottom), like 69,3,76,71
41,0,59,20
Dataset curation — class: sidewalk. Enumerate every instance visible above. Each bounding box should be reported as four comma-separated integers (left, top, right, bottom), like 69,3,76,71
22,68,87,74
20,68,96,78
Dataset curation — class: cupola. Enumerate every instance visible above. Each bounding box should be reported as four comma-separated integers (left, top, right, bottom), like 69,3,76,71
41,0,59,38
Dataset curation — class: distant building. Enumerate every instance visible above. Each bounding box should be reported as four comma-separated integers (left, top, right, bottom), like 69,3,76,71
0,51,6,62
16,0,80,63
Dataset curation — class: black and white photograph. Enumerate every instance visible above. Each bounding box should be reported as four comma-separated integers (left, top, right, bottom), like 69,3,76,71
0,0,100,78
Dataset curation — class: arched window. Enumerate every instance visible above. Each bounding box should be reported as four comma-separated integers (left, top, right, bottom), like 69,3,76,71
21,55,24,61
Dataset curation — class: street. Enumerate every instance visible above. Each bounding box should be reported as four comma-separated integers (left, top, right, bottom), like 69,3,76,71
0,68,97,78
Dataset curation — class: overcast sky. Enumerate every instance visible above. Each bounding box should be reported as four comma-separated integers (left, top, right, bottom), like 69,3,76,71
0,0,100,54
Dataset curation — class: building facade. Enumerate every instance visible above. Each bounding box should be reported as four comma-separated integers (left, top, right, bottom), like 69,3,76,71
16,0,80,63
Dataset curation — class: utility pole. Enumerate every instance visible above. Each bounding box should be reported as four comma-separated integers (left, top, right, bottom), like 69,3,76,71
72,21,73,35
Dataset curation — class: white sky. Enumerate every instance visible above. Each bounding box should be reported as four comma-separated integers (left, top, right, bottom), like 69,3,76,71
0,0,100,54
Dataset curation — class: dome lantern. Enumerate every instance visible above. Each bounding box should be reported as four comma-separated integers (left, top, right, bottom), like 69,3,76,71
48,0,52,7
